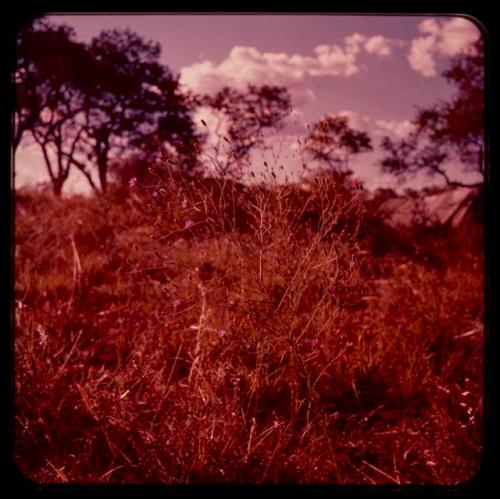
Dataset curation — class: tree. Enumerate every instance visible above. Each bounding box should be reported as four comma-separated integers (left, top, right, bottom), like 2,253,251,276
15,22,199,196
302,115,373,175
76,29,198,193
15,19,95,195
380,39,484,188
201,85,292,176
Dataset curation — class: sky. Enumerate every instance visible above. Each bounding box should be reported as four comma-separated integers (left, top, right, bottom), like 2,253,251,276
14,14,484,194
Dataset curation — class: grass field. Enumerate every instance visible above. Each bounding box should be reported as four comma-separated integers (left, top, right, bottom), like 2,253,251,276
14,168,484,484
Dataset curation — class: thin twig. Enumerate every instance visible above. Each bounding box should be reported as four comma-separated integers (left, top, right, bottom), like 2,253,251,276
362,459,401,484
55,329,83,379
67,234,82,311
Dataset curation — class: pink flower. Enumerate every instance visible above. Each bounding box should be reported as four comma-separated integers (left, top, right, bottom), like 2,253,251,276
128,177,138,188
173,298,182,309
218,329,226,339
310,338,320,348
152,191,159,199
184,220,195,229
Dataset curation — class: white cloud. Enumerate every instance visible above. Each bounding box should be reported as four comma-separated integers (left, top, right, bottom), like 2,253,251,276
309,44,359,77
374,119,416,138
329,111,416,139
344,33,395,57
408,17,481,77
180,34,398,107
180,46,316,106
344,33,367,54
438,17,481,56
337,110,373,131
419,19,440,36
364,35,393,56
408,36,437,76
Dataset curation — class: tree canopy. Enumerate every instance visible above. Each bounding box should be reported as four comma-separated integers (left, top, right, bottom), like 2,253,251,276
302,115,373,174
201,85,292,176
15,19,93,194
15,21,198,195
76,29,197,192
380,39,484,188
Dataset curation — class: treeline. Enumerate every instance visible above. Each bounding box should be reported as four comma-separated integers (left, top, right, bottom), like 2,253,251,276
14,18,484,196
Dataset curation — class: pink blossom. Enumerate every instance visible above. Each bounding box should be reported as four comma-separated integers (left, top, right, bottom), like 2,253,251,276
152,191,159,199
310,338,320,348
184,220,195,229
128,177,138,188
173,298,182,309
218,329,226,339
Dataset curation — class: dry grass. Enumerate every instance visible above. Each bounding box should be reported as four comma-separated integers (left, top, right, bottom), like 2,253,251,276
14,167,483,484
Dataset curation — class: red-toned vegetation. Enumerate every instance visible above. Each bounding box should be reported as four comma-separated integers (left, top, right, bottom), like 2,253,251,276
14,168,483,484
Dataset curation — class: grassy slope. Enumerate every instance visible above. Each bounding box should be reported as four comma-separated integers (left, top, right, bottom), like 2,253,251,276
14,175,483,484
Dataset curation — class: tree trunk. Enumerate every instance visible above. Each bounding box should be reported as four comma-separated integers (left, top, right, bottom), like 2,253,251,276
53,179,63,197
98,157,108,194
